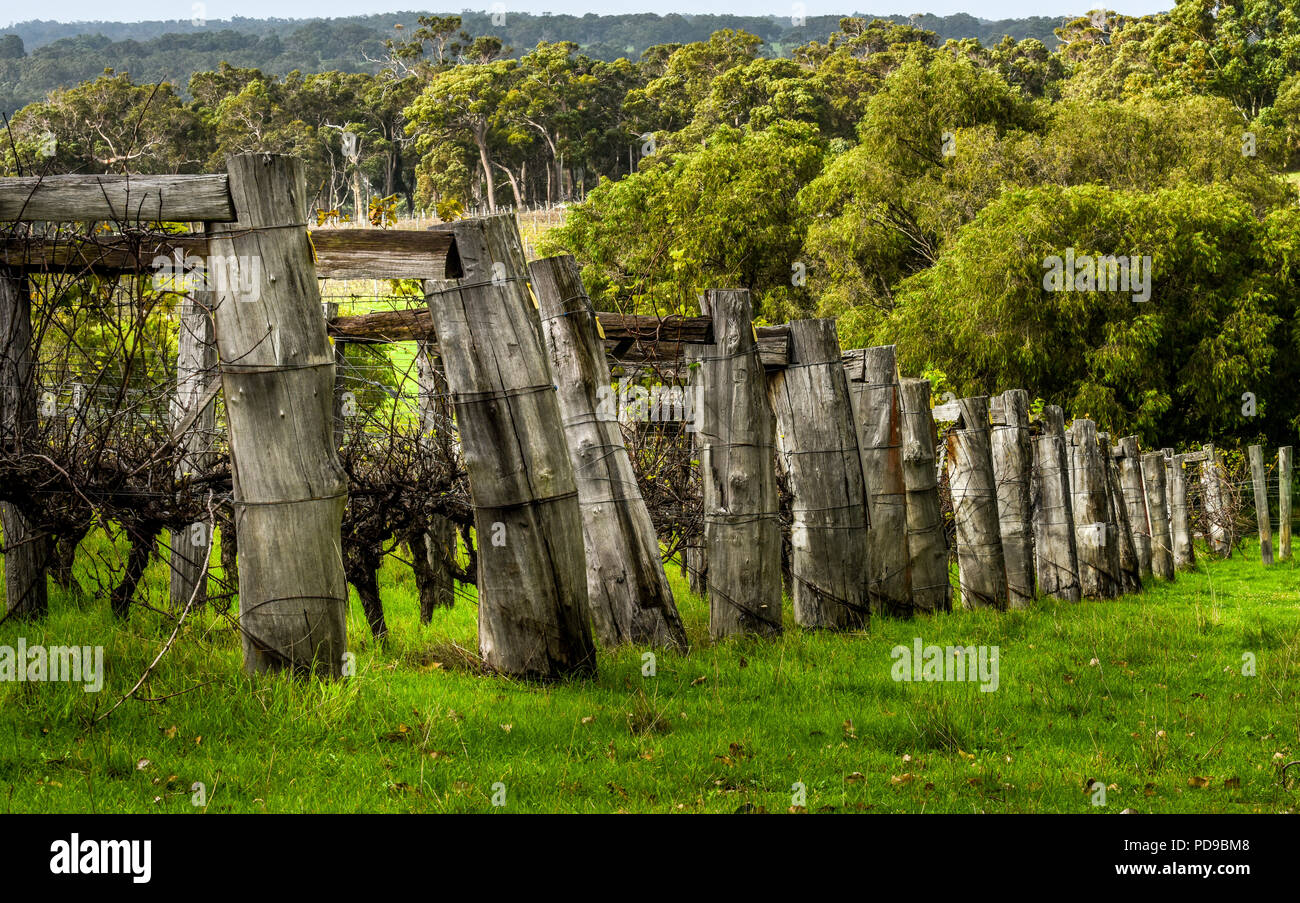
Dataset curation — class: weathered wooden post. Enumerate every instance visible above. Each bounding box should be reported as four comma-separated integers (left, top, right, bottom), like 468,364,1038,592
1248,444,1274,565
407,339,457,621
532,254,687,648
990,389,1035,608
681,344,708,596
1199,443,1231,558
1031,405,1080,601
1280,446,1293,561
767,320,869,629
1169,453,1195,571
423,214,595,677
1100,433,1140,593
209,153,348,676
1068,419,1119,598
1141,452,1175,580
946,396,1007,609
847,345,911,616
698,289,782,638
0,271,48,617
899,378,950,613
1116,436,1152,582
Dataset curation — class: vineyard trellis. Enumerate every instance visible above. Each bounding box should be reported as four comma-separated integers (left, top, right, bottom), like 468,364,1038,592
0,155,1294,683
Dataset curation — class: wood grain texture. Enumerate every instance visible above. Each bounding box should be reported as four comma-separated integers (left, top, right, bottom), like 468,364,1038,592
768,320,870,629
946,396,1007,609
1280,446,1292,561
1199,443,1231,558
1141,452,1175,580
1117,436,1152,582
424,215,596,678
208,154,348,677
1031,406,1080,601
1068,419,1119,598
1101,432,1140,593
990,389,1035,608
533,254,687,649
1169,453,1195,571
0,174,233,222
898,378,950,613
698,289,782,638
1248,444,1274,565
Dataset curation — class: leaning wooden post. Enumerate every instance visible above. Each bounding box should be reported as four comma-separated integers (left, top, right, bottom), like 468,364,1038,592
899,378,950,613
1031,405,1080,601
766,319,869,629
1169,453,1195,571
1068,419,1119,598
532,254,687,649
1279,446,1293,561
1141,452,1175,580
698,289,782,638
990,389,1035,608
1100,433,1140,593
946,396,1007,609
423,214,595,677
0,271,48,617
1199,444,1231,558
1116,436,1152,582
1248,444,1274,565
848,345,911,616
209,153,348,676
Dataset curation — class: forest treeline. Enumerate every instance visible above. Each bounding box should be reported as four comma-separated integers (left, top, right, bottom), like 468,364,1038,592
3,2,1300,449
0,11,1064,114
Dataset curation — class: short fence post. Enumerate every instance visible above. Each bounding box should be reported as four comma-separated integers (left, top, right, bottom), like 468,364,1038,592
1279,446,1292,561
1169,453,1195,571
1248,444,1274,565
1031,405,1080,601
1142,452,1175,580
946,396,1007,609
990,389,1035,608
1116,436,1152,582
899,378,951,612
1200,443,1231,558
1068,419,1119,598
1101,432,1140,593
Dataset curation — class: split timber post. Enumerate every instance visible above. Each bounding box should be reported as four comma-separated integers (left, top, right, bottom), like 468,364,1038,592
531,254,687,649
209,154,348,676
767,319,869,629
681,343,708,596
990,389,1035,608
898,378,951,613
169,271,218,609
848,345,911,616
1101,433,1140,593
0,271,48,617
1068,419,1119,598
945,396,1007,609
698,289,782,638
1169,453,1195,571
409,339,457,620
1031,406,1080,601
1162,449,1176,543
1141,452,1175,580
1281,446,1293,561
1200,444,1231,558
423,214,595,677
1116,436,1152,582
1248,445,1274,565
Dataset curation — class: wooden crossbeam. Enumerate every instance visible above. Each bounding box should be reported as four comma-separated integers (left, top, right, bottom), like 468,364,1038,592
0,174,234,223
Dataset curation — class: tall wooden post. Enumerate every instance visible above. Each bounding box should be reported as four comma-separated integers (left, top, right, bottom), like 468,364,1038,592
946,396,1007,609
1199,443,1230,558
1116,436,1152,582
990,389,1035,608
767,320,869,629
1248,444,1274,565
532,254,687,648
681,343,708,596
698,289,782,638
848,345,910,616
0,271,48,617
1169,453,1195,571
1101,433,1140,593
1279,446,1292,562
899,378,950,613
1068,419,1118,598
423,214,595,677
408,339,457,621
1141,452,1175,580
1031,405,1080,601
209,154,348,676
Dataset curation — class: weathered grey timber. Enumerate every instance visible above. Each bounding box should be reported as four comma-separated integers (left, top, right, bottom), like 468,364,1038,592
423,215,595,678
680,342,708,596
1281,446,1293,561
1248,445,1274,565
1031,406,1080,601
697,289,783,638
990,389,1035,608
0,173,235,222
1142,452,1175,580
1200,444,1231,558
1169,453,1195,571
1100,433,1140,593
767,320,870,629
848,345,911,616
1068,419,1119,598
0,272,48,617
1116,436,1152,582
532,254,687,649
208,154,348,676
946,396,1007,609
898,378,951,613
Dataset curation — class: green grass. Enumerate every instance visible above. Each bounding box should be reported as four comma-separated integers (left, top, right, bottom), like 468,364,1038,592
1,531,1298,813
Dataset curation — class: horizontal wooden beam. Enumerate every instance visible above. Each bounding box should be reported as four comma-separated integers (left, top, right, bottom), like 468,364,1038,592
0,174,234,223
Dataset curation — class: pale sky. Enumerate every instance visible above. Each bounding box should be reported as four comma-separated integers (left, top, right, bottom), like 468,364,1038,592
3,2,1173,27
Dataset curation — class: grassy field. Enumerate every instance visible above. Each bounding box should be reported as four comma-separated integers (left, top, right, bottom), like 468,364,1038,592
1,531,1297,814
